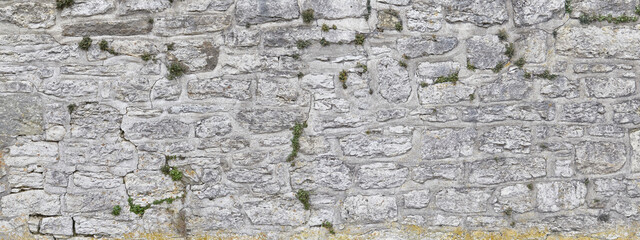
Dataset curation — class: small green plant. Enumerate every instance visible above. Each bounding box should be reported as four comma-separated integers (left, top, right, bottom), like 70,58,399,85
128,197,151,216
67,103,77,114
466,60,476,71
395,22,403,31
527,183,534,190
169,168,183,181
296,40,311,49
152,197,176,205
339,70,348,89
332,24,337,30
469,94,475,101
497,29,508,41
320,38,330,46
636,5,640,16
296,189,311,210
524,71,532,79
504,207,513,216
598,214,610,222
579,13,638,24
355,33,365,45
166,43,175,51
584,178,590,185
434,71,459,85
78,37,92,51
553,30,558,38
356,62,368,73
286,122,308,163
297,72,304,78
148,18,154,24
565,0,572,14
505,43,515,59
98,40,118,55
167,62,186,80
322,24,330,32
56,0,74,10
399,60,407,68
160,165,171,175
514,57,526,68
365,0,372,20
302,9,315,24
292,53,300,60
141,53,152,61
402,54,409,60
492,62,505,73
536,70,557,80
112,205,121,216
420,82,428,88
322,221,336,234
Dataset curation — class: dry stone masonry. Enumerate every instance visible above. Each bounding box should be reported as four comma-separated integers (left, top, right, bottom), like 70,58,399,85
2,0,640,239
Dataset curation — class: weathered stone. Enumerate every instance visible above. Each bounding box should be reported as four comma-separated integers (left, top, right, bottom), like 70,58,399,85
411,163,462,182
125,171,183,205
70,103,122,139
357,163,408,189
440,0,508,26
188,77,252,100
422,128,476,160
518,30,549,63
236,0,300,25
186,197,245,231
536,181,586,212
467,35,509,70
291,155,352,190
419,83,475,104
631,130,640,173
537,125,584,139
435,188,491,213
540,76,579,99
570,0,639,17
403,190,430,209
342,195,397,223
479,126,531,153
467,157,546,184
0,2,56,29
1,190,60,217
236,108,304,133
556,25,640,59
123,118,191,140
73,217,132,236
376,109,407,122
575,141,626,174
340,134,412,158
461,102,556,122
411,107,459,122
397,36,458,58
588,125,625,138
195,116,232,138
377,57,411,103
613,99,640,124
243,198,308,226
153,14,231,36
377,9,401,30
40,217,73,236
560,102,605,123
61,0,114,17
477,69,531,102
302,0,366,19
120,0,170,14
407,3,443,32
185,0,234,11
584,77,636,98
62,19,153,36
495,184,535,213
0,94,43,148
151,78,181,101
512,0,564,26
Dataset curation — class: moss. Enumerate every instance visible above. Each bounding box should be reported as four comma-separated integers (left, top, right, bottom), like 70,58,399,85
286,122,308,163
365,0,371,20
152,197,176,205
598,214,610,222
167,62,186,80
322,24,330,32
292,53,300,60
296,189,311,210
141,53,152,62
296,40,311,49
420,82,428,88
128,197,151,216
320,38,329,46
98,40,118,55
67,103,77,114
148,18,154,24
322,221,335,234
112,205,121,216
402,54,409,60
497,29,508,41
524,71,532,79
579,13,638,24
565,0,572,14
355,33,365,45
492,61,505,73
505,43,515,59
527,183,534,190
469,94,475,101
466,60,476,71
302,9,315,24
399,60,407,68
584,178,590,185
434,71,459,85
332,24,337,30
504,207,513,216
56,0,74,10
395,22,403,31
514,57,526,68
166,43,175,51
356,62,368,73
160,165,171,175
535,70,557,80
78,37,92,51
297,72,304,78
339,70,348,89
169,168,183,181
636,5,640,16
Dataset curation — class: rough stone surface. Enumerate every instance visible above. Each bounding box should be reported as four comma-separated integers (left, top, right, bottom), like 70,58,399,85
2,0,640,238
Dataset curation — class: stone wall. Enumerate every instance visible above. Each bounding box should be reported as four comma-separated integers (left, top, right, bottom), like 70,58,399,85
1,0,640,239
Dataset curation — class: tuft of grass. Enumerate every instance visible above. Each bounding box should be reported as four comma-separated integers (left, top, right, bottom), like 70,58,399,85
469,93,475,101
322,221,336,234
420,82,428,88
584,178,590,185
292,53,300,60
504,207,513,216
565,0,572,14
141,53,152,62
296,189,311,210
355,33,365,45
399,60,407,68
169,168,183,181
148,18,154,24
67,103,77,114
339,70,348,89
166,43,175,51
286,122,308,163
636,5,640,16
492,62,505,73
527,183,534,190
579,13,638,24
536,70,557,80
497,29,508,41
302,9,315,24
466,60,476,71
296,40,311,49
78,37,92,51
56,0,74,10
395,22,403,31
434,71,459,85
514,57,526,68
112,205,121,216
128,197,151,216
524,71,532,79
152,197,176,205
356,62,367,73
505,43,515,59
167,62,186,80
98,40,118,55
332,24,337,30
322,24,330,32
320,38,330,46
297,72,304,78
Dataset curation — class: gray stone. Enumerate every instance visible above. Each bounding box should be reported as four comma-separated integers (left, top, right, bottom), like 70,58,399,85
243,198,308,226
291,155,352,190
236,0,300,25
123,118,191,140
112,75,152,102
377,57,411,103
512,0,564,26
588,125,625,138
302,0,366,19
496,184,535,213
584,77,636,98
185,0,234,11
440,0,508,26
411,107,459,122
61,0,114,17
467,35,509,70
479,126,531,153
0,94,43,148
0,190,60,217
40,217,73,236
357,163,408,189
70,103,122,139
556,25,640,59
340,134,412,158
0,2,56,29
125,171,183,205
477,70,531,102
236,108,305,133
536,181,586,212
62,19,153,36
376,109,407,122
195,116,232,138
151,78,181,101
188,77,252,100
461,102,556,122
411,163,462,182
435,188,491,213
153,14,231,36
403,190,430,209
570,0,640,17
560,102,605,123
342,195,397,223
418,83,475,105
377,9,402,30
518,29,549,63
407,3,443,32
575,141,626,174
540,76,579,99
186,197,245,231
631,130,640,173
613,99,640,124
397,36,458,58
422,128,476,160
467,157,546,184
73,217,132,236
120,0,171,14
